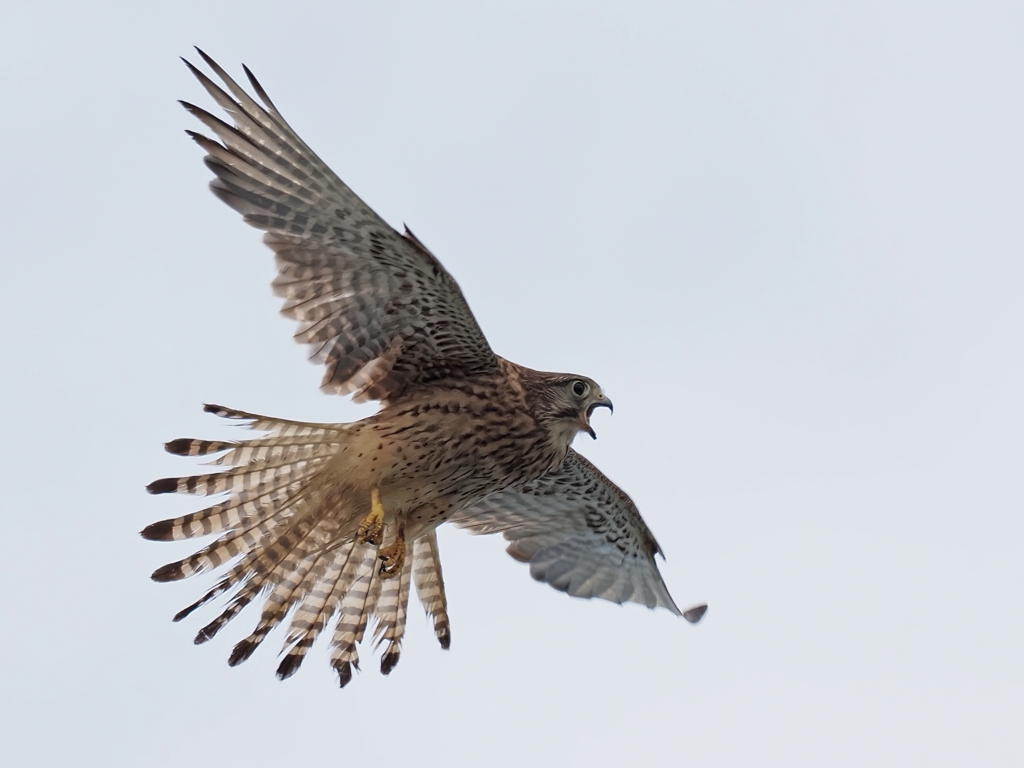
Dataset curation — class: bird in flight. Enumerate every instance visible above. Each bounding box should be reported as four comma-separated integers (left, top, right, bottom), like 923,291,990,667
145,49,706,688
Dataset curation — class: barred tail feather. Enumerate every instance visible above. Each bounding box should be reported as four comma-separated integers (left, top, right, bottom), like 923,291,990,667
328,546,380,687
273,541,365,679
192,511,328,645
228,550,335,666
146,404,455,687
143,406,348,544
412,532,451,650
373,551,413,675
146,456,325,497
149,487,313,583
145,404,345,634
199,403,346,436
142,479,307,544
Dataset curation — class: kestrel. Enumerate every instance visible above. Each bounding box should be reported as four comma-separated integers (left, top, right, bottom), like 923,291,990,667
145,50,706,688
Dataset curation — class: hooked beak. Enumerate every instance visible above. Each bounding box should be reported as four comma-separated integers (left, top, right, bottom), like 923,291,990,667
582,395,614,439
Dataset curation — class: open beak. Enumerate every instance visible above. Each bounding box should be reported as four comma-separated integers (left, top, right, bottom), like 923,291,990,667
582,395,614,439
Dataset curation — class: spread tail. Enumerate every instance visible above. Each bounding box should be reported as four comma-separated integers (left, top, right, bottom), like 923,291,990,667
144,404,450,685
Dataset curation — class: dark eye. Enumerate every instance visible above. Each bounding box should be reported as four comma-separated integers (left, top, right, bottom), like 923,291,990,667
571,380,589,397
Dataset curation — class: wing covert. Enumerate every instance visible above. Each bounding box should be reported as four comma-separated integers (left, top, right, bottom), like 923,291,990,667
452,450,684,615
182,50,500,403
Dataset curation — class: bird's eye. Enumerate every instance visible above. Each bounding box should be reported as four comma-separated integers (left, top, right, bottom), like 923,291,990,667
571,380,589,398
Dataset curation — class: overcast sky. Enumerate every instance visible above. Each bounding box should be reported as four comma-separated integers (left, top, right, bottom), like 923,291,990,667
2,2,1021,766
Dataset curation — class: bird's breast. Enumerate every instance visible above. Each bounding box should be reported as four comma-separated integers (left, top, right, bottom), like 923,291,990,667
365,389,564,507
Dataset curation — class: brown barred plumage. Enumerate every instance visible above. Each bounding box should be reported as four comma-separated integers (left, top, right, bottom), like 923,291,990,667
144,51,704,691
412,533,451,650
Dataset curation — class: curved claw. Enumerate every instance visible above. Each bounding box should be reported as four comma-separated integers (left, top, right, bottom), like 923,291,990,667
378,539,406,580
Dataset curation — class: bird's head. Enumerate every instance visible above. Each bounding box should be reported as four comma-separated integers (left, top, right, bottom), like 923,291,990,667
533,374,614,442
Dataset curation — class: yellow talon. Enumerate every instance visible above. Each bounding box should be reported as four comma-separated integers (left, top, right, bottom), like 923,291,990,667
378,538,406,580
357,487,386,546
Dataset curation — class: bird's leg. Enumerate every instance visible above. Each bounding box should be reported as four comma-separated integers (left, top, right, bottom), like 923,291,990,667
377,514,407,580
357,487,386,546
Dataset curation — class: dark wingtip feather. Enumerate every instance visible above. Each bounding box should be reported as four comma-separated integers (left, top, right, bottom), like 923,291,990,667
151,562,185,583
242,64,277,111
437,625,451,651
683,604,708,624
229,638,259,667
193,46,217,70
146,477,179,495
140,519,175,541
184,129,214,148
275,652,303,680
333,661,353,688
179,58,207,91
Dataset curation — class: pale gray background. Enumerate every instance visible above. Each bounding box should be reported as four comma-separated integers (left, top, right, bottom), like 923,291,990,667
1,2,1021,766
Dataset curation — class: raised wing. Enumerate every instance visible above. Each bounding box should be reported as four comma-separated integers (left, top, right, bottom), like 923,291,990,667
453,450,701,618
181,50,500,402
